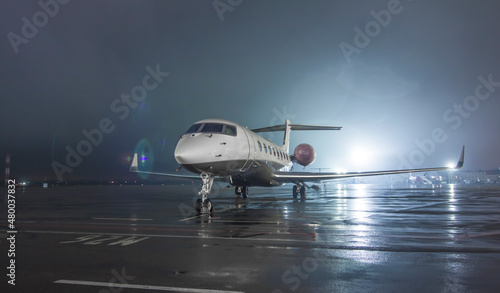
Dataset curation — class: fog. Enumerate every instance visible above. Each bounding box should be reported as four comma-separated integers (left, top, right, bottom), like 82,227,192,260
1,0,499,181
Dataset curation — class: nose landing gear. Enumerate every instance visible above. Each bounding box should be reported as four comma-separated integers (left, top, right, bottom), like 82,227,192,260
196,172,214,215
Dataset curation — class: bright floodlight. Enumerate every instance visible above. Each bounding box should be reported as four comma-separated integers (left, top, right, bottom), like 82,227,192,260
350,147,372,165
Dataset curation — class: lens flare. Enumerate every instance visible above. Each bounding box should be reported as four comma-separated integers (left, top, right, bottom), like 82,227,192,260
134,139,154,179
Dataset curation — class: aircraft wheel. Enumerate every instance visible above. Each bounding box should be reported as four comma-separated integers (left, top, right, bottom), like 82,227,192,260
204,199,214,214
242,187,248,199
292,185,298,198
300,186,306,199
235,186,241,198
195,199,202,215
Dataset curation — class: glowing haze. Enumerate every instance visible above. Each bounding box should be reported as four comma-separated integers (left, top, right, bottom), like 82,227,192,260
1,0,499,181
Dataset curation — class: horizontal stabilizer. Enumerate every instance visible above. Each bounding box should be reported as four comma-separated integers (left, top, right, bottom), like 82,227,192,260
252,123,341,133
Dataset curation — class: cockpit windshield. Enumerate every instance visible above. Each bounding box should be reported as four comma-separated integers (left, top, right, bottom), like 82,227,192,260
184,123,237,136
185,124,202,134
201,123,223,133
224,125,237,136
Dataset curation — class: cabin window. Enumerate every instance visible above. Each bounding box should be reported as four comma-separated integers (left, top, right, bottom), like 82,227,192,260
258,141,263,152
263,144,268,154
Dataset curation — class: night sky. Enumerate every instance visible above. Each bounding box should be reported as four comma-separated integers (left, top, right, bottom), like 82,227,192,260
1,0,500,182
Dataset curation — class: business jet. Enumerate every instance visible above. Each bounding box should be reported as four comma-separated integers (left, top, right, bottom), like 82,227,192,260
130,118,464,215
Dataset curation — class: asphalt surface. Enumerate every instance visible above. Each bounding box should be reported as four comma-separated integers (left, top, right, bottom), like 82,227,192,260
1,183,500,292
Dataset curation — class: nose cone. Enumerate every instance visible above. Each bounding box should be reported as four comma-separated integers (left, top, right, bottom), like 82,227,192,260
174,139,189,165
174,135,205,165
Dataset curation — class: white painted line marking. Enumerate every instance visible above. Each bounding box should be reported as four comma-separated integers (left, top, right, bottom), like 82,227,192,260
179,206,238,222
54,279,245,293
179,215,201,222
93,218,153,221
216,206,238,213
24,230,314,243
212,219,284,224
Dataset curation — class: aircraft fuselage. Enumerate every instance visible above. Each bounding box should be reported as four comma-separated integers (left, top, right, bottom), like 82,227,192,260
174,119,292,187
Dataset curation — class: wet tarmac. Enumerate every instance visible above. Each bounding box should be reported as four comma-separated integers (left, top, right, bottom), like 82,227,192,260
1,183,500,292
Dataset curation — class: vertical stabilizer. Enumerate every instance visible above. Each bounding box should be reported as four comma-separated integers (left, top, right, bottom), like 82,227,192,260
283,119,292,153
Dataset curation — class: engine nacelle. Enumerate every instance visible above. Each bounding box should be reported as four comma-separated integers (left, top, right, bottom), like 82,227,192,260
293,143,316,166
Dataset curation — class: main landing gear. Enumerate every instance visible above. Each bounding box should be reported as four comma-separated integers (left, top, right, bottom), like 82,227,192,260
292,183,306,199
234,186,248,199
195,172,214,215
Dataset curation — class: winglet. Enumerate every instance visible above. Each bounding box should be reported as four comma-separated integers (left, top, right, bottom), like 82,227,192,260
129,153,139,172
454,146,465,169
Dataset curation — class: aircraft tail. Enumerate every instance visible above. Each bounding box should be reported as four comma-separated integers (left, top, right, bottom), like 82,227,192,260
251,120,342,153
283,119,292,153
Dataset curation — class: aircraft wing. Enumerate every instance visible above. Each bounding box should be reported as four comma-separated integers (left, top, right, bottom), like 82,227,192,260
129,153,201,179
272,146,465,184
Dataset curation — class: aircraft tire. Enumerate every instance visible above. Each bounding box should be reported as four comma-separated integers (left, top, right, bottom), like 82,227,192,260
195,199,202,215
292,185,298,198
204,199,214,214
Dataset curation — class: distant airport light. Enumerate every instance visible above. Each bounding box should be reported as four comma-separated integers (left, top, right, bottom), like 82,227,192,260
5,154,11,186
